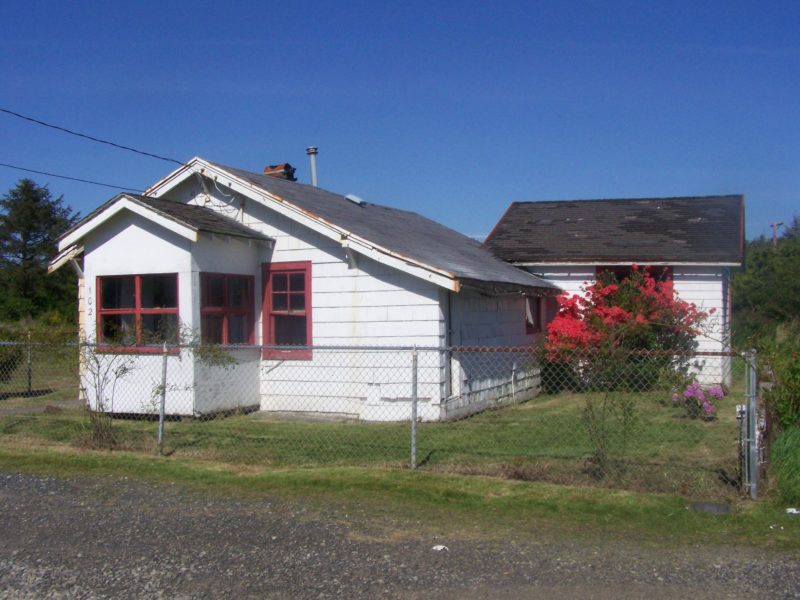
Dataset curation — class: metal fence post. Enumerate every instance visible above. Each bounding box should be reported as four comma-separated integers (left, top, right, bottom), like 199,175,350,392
157,342,168,454
744,349,758,500
411,346,418,469
26,331,32,395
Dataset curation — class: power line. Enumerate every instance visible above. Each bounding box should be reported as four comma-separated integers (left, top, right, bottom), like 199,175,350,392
0,107,183,165
0,162,143,192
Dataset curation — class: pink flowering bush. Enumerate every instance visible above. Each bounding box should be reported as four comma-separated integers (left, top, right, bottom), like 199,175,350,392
672,382,724,419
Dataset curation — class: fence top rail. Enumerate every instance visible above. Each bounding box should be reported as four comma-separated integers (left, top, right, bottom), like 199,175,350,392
0,340,743,358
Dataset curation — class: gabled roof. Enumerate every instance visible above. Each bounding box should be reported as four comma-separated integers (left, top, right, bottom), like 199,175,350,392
483,195,744,266
57,193,273,252
145,158,557,294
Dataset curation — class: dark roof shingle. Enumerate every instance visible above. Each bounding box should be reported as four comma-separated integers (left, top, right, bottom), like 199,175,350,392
210,162,556,292
484,196,744,265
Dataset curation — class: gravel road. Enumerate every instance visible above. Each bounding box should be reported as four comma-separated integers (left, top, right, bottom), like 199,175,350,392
0,472,798,599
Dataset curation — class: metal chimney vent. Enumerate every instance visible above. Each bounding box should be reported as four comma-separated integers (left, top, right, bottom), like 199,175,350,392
305,146,318,186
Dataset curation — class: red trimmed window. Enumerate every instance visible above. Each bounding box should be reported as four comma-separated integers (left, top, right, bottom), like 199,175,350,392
200,274,255,345
97,274,179,348
262,261,312,359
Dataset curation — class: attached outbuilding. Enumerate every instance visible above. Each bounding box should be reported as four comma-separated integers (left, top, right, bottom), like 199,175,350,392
483,195,745,384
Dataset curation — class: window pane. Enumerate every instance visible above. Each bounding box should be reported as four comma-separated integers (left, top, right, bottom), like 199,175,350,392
227,277,248,308
205,276,225,308
101,276,135,309
202,316,223,344
274,315,307,346
289,293,305,312
272,292,288,311
272,273,288,292
289,273,305,292
141,275,177,309
228,314,248,344
141,314,178,344
100,314,135,344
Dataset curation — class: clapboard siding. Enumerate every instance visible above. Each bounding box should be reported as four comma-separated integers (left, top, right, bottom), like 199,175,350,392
158,182,449,419
450,290,534,347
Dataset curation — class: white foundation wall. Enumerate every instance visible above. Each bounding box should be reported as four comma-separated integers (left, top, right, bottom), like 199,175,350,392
165,182,446,420
81,213,196,415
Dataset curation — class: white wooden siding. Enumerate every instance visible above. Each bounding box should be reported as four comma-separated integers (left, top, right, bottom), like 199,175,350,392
167,181,446,420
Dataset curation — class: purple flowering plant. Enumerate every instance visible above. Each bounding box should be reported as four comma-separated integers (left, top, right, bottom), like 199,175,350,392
672,382,724,419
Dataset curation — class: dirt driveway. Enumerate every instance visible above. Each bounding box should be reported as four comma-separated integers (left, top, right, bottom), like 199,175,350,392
0,472,798,599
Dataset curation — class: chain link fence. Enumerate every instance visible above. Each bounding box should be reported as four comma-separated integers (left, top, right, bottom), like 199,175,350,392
0,340,759,499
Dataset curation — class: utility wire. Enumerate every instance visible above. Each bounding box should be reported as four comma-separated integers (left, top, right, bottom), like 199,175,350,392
0,162,143,192
0,107,183,165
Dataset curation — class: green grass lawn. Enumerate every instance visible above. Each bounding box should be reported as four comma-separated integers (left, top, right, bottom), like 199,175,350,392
0,343,78,410
1,445,798,551
2,355,792,550
0,382,742,499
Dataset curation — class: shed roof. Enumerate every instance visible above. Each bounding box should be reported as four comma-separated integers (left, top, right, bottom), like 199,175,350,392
483,195,744,265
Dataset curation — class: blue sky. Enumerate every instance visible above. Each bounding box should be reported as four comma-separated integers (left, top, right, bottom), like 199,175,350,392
1,1,798,239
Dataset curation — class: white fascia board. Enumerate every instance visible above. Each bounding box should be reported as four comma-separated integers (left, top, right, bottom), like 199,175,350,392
147,159,461,291
513,261,741,268
48,244,84,273
58,198,199,251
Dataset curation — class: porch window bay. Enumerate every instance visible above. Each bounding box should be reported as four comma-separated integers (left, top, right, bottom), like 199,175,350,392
262,261,311,359
97,274,178,347
200,273,255,344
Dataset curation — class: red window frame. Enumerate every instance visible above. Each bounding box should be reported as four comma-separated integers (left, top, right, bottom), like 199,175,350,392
262,261,312,360
96,274,179,352
200,273,255,345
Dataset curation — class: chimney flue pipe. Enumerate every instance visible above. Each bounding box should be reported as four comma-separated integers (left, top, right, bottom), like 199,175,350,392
306,146,318,187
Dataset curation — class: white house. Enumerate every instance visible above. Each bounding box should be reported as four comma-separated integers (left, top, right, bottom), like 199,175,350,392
483,195,745,385
50,158,558,420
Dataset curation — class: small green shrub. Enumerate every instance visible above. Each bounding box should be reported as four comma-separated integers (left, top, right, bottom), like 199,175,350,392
762,321,800,429
771,427,800,504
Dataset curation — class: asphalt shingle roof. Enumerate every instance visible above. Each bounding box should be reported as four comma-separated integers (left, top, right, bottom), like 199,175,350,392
483,196,744,265
209,162,557,292
63,193,273,243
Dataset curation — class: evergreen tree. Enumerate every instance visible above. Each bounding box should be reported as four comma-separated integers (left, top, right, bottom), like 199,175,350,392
732,226,800,345
0,179,78,321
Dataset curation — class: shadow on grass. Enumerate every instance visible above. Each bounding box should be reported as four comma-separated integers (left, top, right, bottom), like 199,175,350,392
0,389,55,401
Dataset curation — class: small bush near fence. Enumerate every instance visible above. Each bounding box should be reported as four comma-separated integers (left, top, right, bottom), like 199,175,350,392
0,341,747,500
771,427,800,504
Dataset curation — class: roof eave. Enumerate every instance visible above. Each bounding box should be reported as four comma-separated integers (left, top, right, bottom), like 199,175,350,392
509,260,743,267
58,195,200,251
